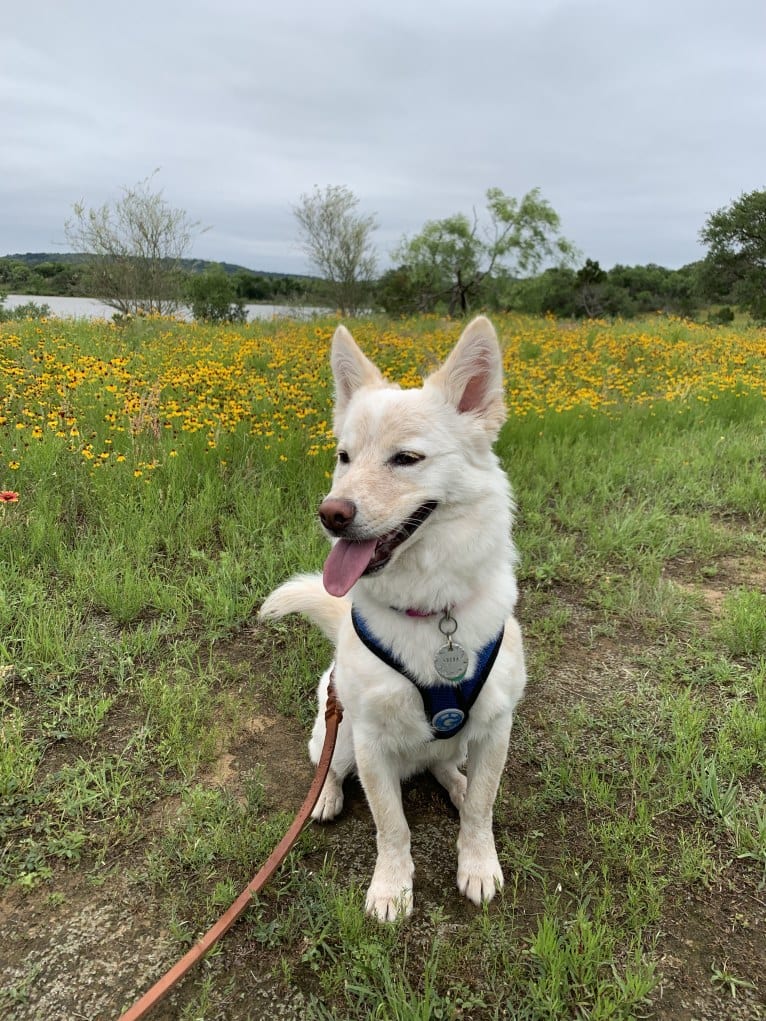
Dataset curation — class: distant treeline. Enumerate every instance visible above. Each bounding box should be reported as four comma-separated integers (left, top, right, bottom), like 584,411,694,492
376,258,730,321
1,252,734,321
503,260,709,320
0,253,316,304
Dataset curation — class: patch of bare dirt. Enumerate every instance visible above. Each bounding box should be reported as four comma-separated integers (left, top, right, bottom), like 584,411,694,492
654,876,766,1021
0,861,318,1020
664,553,766,617
0,870,177,1021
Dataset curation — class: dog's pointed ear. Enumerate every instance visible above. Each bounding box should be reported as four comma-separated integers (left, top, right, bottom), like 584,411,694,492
331,325,386,431
427,316,506,436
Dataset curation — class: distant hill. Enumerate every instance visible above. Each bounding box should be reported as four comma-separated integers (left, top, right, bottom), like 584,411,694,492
1,252,319,303
3,252,313,280
4,252,89,267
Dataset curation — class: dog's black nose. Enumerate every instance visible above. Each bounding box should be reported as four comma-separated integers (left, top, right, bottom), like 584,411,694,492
318,498,357,534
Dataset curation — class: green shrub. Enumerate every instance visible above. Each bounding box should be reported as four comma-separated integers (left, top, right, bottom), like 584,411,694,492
183,264,246,323
0,295,52,321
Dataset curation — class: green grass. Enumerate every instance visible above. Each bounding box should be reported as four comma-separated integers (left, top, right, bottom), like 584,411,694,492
1,316,765,1018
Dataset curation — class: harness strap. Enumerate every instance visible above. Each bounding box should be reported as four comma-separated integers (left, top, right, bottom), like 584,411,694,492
351,608,504,739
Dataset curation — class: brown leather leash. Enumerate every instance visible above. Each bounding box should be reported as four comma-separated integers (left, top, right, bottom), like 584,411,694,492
118,678,343,1021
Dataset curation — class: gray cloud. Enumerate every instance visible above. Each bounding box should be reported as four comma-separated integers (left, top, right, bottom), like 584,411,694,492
2,0,764,274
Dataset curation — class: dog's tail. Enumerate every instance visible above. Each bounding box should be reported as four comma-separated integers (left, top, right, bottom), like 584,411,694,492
259,573,349,643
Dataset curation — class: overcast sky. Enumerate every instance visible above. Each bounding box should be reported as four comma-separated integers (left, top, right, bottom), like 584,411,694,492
3,0,765,275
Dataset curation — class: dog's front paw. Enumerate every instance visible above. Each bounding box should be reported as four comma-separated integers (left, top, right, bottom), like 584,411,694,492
365,881,413,922
365,856,414,921
457,843,504,905
311,771,344,822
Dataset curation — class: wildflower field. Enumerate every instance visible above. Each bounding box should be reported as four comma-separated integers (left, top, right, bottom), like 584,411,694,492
3,314,766,483
1,313,765,1020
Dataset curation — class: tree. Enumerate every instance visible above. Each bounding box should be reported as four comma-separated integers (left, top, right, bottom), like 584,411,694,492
0,259,31,289
184,264,246,323
508,267,579,318
64,173,204,316
0,256,83,297
293,185,378,315
394,187,577,315
699,188,766,320
576,258,607,318
375,265,424,316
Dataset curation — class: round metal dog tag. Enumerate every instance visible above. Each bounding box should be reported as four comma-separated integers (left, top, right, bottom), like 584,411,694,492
431,707,466,734
434,642,469,683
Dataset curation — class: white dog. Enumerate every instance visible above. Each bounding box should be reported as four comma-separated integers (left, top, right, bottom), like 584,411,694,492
260,316,526,920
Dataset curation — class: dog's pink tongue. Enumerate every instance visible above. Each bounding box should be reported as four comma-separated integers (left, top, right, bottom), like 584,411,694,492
323,539,377,597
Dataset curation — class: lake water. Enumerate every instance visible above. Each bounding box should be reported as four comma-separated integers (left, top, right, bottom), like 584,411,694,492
3,294,323,322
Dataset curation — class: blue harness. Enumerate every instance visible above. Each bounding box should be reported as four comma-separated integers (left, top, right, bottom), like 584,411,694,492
351,607,504,739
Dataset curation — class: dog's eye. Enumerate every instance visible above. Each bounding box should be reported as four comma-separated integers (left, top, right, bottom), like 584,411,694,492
390,451,424,467
337,449,350,465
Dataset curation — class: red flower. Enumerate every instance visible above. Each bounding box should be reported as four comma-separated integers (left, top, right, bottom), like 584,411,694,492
0,491,19,503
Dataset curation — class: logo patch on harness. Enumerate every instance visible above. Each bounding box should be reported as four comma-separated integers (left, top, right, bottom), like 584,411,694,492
431,707,466,734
